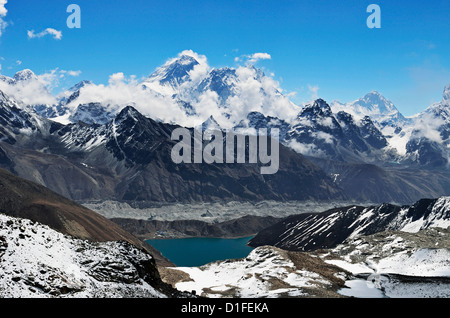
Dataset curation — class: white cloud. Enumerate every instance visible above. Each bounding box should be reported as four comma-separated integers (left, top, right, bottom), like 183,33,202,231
314,131,334,144
412,112,445,143
16,60,22,65
0,0,8,37
0,74,56,106
70,72,193,126
27,28,62,40
0,68,85,106
211,65,298,127
0,0,6,16
37,69,61,90
287,140,325,157
248,53,271,63
59,69,82,77
235,52,272,65
177,50,209,86
308,84,320,101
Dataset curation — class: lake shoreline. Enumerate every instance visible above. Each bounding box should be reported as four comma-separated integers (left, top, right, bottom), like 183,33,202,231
146,236,255,267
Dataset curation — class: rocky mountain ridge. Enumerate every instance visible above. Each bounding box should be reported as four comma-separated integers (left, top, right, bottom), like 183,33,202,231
249,196,450,251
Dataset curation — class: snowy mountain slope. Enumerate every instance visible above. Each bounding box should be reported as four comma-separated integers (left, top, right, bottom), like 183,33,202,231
69,102,115,125
330,91,414,158
323,227,450,298
249,197,450,252
403,85,450,167
285,99,393,162
0,90,50,144
0,166,179,268
161,245,350,298
196,67,239,104
325,227,450,277
49,80,96,123
0,213,186,298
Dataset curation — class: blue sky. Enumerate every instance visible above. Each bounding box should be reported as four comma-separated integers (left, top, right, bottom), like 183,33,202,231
0,0,449,115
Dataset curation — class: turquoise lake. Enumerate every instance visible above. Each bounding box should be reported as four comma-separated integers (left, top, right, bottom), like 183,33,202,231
146,236,255,267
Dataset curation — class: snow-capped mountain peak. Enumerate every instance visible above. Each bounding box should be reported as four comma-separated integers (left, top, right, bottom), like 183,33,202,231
330,91,405,125
352,91,399,116
13,69,38,82
69,80,93,92
141,51,209,97
149,54,199,85
198,115,222,132
299,99,333,118
115,105,143,123
196,67,238,103
0,74,15,85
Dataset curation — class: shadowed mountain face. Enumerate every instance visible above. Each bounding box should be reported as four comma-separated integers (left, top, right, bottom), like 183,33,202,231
311,158,450,205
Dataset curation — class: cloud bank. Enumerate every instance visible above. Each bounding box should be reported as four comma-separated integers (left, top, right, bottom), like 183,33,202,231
0,68,83,106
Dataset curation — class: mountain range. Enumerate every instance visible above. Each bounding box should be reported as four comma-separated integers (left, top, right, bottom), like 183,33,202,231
0,51,449,205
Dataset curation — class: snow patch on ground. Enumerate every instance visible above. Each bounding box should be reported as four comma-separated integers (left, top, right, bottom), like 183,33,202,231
172,246,333,298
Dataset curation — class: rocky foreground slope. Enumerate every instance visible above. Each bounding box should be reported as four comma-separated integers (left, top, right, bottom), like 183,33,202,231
0,213,190,298
0,167,172,266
